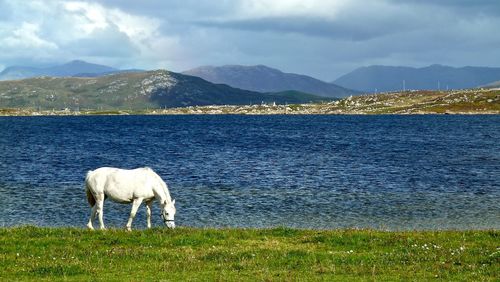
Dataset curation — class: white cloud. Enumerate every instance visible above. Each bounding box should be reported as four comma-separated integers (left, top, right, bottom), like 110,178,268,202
63,1,109,35
62,1,161,42
3,22,58,49
0,0,181,69
235,0,348,19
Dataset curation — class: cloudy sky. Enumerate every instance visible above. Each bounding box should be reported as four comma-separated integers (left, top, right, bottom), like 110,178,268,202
1,0,499,80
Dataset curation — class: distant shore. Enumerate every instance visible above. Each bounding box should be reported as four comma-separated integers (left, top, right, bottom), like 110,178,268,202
1,88,499,116
0,105,498,116
1,102,499,116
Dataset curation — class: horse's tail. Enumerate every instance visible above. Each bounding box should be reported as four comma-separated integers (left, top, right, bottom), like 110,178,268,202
85,171,96,207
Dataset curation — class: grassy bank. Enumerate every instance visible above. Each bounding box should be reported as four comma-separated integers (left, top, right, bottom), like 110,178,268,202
0,227,498,281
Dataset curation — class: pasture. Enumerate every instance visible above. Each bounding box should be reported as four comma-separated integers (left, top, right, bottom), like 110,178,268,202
0,227,498,281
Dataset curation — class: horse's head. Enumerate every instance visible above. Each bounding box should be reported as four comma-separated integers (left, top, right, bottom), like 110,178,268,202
161,199,176,229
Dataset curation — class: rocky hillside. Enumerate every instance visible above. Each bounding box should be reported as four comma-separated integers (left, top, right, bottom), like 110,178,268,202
183,65,357,98
0,70,331,110
327,89,500,114
159,89,500,115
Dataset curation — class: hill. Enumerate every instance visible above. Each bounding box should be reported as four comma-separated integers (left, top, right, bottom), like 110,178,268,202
325,89,500,114
0,70,331,110
334,64,500,92
0,60,117,81
183,65,357,98
158,89,499,115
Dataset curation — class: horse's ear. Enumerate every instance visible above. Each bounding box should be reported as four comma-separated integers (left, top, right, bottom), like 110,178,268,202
172,199,176,205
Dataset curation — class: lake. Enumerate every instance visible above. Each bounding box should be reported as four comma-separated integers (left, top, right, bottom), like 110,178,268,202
0,115,499,230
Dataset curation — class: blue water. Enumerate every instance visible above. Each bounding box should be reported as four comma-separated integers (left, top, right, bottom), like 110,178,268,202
0,115,499,230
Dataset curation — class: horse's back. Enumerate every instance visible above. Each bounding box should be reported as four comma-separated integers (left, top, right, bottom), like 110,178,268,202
87,167,149,180
86,167,159,202
85,167,121,192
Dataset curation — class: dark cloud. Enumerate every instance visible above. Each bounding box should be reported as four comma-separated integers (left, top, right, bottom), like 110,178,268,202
392,0,500,12
63,25,139,58
196,16,418,41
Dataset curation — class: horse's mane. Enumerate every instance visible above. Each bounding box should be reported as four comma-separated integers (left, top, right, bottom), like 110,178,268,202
146,167,172,202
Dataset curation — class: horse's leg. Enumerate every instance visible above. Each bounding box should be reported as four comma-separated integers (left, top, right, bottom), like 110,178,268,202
87,204,97,230
145,201,153,229
95,194,106,230
126,198,143,231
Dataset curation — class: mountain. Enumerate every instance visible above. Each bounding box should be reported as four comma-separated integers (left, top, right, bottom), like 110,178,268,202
484,80,500,89
0,60,118,81
0,70,331,110
334,64,500,93
182,65,357,98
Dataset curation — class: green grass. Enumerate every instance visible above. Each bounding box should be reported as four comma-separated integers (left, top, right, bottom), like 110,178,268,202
0,227,498,281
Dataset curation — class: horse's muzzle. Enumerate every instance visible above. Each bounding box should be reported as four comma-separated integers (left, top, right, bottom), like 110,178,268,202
165,221,175,229
160,214,175,228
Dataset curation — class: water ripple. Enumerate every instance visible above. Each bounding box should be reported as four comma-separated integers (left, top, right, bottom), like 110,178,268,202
0,115,499,230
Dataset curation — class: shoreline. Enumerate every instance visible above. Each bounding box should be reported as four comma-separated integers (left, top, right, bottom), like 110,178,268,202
1,105,498,116
1,225,498,231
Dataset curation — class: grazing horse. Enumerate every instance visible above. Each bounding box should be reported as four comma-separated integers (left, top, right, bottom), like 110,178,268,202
85,167,176,231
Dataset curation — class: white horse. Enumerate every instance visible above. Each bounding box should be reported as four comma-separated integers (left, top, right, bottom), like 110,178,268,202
85,167,176,231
